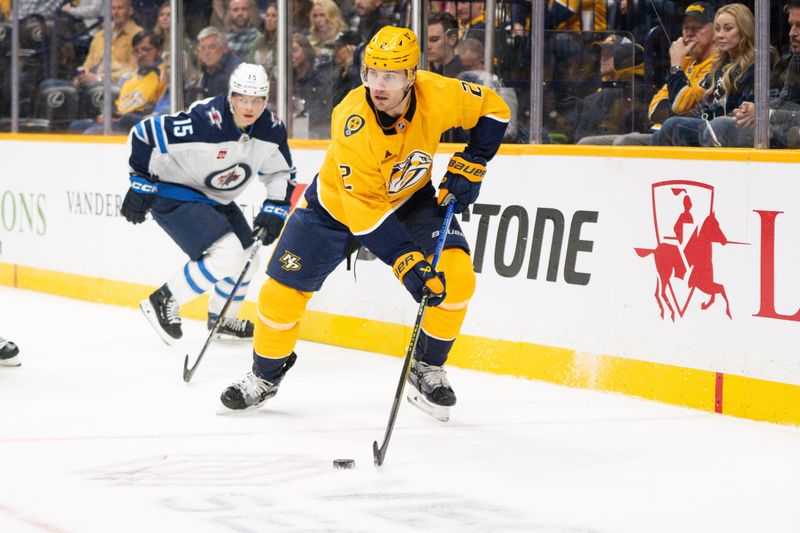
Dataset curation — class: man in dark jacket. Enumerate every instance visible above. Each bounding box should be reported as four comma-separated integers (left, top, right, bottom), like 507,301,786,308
355,0,390,43
428,11,465,78
186,26,242,104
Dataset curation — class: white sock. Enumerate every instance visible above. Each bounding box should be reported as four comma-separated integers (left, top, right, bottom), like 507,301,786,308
166,233,253,310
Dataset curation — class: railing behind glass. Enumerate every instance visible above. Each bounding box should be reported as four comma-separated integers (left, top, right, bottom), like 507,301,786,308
0,0,794,148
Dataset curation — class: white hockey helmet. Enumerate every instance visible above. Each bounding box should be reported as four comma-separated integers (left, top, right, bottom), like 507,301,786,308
228,63,270,101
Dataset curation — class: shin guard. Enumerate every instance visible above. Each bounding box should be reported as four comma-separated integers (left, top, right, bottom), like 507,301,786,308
253,278,312,359
208,242,260,317
167,233,249,306
420,248,475,362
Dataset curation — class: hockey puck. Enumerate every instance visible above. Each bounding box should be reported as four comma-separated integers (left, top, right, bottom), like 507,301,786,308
333,459,355,469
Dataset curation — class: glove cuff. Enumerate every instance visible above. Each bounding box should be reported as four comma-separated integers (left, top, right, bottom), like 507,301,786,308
449,153,487,183
129,175,158,194
260,200,290,219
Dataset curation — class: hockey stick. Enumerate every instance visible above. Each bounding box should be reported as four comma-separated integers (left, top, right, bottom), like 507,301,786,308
183,228,266,383
373,198,456,466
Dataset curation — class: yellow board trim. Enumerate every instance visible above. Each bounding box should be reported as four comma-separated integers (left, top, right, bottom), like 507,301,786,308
2,133,800,163
2,262,798,426
723,374,800,426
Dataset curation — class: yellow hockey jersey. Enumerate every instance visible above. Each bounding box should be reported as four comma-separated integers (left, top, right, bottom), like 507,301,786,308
648,54,715,129
116,63,168,116
315,70,509,248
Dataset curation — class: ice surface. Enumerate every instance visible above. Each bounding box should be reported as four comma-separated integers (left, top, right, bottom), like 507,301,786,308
0,286,799,532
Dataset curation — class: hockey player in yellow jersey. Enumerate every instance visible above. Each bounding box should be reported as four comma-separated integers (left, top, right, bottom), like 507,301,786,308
221,26,510,420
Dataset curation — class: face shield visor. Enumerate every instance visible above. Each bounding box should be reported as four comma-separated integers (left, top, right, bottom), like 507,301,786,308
360,66,415,91
230,93,268,124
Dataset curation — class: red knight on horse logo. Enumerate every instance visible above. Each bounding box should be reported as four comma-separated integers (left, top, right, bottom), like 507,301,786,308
634,180,747,321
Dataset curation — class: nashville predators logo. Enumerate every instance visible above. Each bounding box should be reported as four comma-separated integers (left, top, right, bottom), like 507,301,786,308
344,114,365,137
388,150,432,195
280,251,302,271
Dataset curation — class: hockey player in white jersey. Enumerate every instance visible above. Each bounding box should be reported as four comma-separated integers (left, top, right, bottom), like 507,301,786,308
121,63,295,345
0,336,20,366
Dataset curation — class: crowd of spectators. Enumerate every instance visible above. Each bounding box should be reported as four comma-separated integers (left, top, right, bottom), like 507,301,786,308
0,0,798,147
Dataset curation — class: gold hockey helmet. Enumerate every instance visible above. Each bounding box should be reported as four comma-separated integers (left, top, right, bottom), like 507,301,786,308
361,26,419,87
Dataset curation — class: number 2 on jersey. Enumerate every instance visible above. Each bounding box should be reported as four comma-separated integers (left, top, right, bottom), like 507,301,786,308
460,81,482,98
339,164,353,191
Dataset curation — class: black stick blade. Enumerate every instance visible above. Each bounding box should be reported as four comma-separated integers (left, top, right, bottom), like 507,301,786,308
373,440,383,466
182,354,192,383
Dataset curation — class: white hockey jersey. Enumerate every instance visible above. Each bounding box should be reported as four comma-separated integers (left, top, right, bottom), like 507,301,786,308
128,95,295,205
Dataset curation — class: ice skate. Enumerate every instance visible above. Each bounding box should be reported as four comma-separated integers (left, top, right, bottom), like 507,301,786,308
220,353,297,410
140,284,182,345
406,359,456,422
208,314,254,341
0,337,20,367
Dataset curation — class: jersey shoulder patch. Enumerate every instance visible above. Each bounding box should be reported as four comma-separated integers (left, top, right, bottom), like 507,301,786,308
343,114,365,137
188,95,227,131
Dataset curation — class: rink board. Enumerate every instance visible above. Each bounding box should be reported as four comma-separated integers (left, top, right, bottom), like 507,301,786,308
0,134,798,426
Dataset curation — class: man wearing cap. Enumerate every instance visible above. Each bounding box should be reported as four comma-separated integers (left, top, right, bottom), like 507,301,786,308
574,34,647,141
578,2,716,145
328,30,362,107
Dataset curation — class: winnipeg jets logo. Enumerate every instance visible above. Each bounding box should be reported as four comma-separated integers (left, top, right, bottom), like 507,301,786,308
207,106,223,129
269,112,283,128
388,150,432,195
280,251,302,271
205,163,251,191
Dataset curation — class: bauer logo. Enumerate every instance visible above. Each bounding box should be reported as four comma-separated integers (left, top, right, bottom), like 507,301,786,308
634,180,748,321
205,164,251,191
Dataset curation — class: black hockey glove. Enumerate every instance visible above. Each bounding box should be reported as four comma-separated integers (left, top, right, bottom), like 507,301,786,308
120,175,158,224
392,250,446,307
254,200,290,245
437,152,487,214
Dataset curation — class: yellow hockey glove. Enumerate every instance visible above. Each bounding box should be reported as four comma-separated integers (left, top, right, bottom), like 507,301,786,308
392,250,446,306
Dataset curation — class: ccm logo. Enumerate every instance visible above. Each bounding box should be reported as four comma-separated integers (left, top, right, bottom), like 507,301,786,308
132,181,158,194
262,205,289,218
448,159,485,178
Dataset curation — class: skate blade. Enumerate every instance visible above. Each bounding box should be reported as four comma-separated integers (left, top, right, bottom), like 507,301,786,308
215,402,269,415
139,300,177,346
211,332,252,342
0,354,21,367
406,389,450,422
